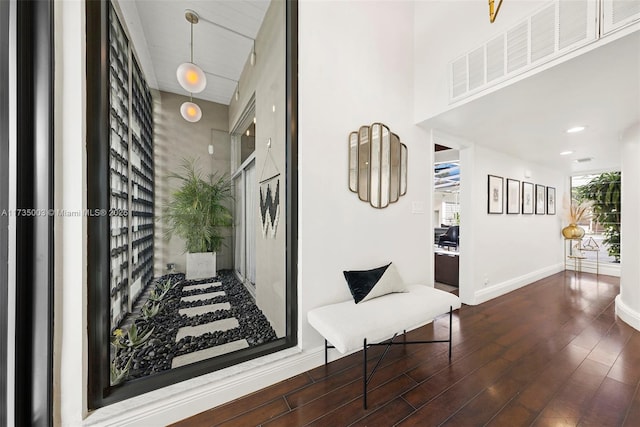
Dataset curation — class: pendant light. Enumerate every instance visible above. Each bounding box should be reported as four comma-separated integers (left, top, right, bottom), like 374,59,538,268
180,94,202,122
177,10,207,93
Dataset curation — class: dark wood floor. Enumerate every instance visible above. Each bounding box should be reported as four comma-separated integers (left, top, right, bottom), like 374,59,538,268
172,272,640,427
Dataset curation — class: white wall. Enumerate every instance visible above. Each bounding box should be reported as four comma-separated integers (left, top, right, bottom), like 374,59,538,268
51,0,590,425
413,0,549,121
616,122,640,330
459,143,566,304
298,0,432,350
434,149,459,163
229,0,287,337
54,1,87,425
153,91,232,275
56,1,433,424
5,0,16,422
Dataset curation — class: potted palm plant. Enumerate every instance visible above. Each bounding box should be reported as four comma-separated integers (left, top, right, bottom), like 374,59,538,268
164,159,233,280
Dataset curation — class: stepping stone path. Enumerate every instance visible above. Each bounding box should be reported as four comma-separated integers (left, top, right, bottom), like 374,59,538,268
178,302,231,317
180,290,226,303
172,280,249,367
112,271,278,381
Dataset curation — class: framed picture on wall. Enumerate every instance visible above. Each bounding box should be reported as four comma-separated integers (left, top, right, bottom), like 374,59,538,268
506,178,520,214
535,184,546,214
547,186,556,215
487,175,503,214
522,182,534,214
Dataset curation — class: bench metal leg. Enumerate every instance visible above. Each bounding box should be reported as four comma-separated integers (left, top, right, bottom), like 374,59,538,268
449,306,453,361
363,333,398,410
325,339,328,365
324,308,457,410
363,338,368,409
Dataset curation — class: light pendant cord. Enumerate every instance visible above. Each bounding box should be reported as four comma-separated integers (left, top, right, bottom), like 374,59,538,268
190,21,194,63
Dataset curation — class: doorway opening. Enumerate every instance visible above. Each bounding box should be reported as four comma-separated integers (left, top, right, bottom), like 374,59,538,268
433,143,459,295
232,101,257,297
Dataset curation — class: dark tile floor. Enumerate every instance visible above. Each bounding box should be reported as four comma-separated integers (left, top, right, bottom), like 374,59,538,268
172,272,639,426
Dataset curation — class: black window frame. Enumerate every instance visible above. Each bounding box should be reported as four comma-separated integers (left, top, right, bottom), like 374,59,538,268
5,0,55,425
86,0,298,409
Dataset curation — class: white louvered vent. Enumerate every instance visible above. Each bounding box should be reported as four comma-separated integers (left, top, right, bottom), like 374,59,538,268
448,0,597,103
613,0,640,23
559,0,588,50
531,4,556,63
507,22,529,73
468,47,485,91
486,35,505,83
576,157,593,163
451,56,468,98
602,0,640,34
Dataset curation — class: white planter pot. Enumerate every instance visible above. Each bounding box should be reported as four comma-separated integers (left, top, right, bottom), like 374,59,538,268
186,252,217,280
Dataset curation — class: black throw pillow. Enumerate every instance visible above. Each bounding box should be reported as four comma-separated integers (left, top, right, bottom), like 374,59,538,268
343,262,407,304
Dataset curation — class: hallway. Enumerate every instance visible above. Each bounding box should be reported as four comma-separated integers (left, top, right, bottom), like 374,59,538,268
173,272,638,426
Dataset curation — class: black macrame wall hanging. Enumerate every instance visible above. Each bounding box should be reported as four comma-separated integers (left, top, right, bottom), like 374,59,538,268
259,140,280,238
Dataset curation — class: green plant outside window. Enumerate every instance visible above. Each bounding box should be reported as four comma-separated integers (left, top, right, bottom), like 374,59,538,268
572,171,621,263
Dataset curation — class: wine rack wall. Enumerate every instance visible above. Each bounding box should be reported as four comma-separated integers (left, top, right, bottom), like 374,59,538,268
109,5,154,330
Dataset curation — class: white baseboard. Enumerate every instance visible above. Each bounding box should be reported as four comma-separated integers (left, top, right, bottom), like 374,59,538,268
565,261,621,277
473,263,564,305
83,346,325,426
615,295,640,332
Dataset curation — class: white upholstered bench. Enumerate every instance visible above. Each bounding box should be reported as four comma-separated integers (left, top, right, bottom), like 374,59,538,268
308,284,461,408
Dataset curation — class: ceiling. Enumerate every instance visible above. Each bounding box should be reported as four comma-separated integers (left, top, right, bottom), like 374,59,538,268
421,30,640,174
118,1,637,171
121,0,271,106
434,162,460,191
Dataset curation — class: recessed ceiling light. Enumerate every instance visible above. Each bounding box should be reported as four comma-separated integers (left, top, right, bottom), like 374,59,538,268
566,126,586,133
560,150,573,156
574,157,593,163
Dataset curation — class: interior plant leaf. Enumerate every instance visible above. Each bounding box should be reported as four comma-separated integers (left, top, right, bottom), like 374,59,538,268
163,159,233,253
575,172,621,262
148,288,164,302
127,323,155,348
141,301,161,319
111,328,128,349
110,355,133,385
157,278,173,294
567,199,592,224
